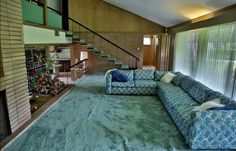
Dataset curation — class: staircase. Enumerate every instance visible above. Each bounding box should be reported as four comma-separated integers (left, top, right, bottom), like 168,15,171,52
46,6,140,70
66,31,131,70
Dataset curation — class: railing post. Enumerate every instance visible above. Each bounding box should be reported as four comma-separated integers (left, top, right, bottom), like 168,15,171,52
85,29,87,42
79,24,81,39
39,0,48,27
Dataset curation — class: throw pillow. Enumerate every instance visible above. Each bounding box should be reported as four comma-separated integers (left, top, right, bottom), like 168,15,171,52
105,68,117,78
160,72,175,83
154,71,166,81
192,98,225,112
111,70,129,82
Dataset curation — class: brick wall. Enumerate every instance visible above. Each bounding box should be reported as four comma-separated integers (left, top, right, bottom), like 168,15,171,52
0,0,31,132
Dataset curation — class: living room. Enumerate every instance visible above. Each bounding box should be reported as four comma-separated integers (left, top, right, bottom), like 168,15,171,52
0,0,236,150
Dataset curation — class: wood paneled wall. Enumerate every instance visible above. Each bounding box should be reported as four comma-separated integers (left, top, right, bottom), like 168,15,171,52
69,0,164,33
97,32,144,68
68,0,165,69
71,33,144,71
85,32,144,68
88,51,116,73
0,0,31,133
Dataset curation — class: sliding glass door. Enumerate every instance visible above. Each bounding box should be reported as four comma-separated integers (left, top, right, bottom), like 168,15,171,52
174,22,236,101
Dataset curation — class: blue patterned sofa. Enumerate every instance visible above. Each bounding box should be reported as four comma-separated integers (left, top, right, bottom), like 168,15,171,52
106,70,236,150
106,70,159,95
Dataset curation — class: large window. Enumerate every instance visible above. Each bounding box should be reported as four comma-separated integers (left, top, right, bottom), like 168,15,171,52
174,22,236,101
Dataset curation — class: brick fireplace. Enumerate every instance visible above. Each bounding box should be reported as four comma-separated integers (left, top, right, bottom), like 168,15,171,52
0,0,31,135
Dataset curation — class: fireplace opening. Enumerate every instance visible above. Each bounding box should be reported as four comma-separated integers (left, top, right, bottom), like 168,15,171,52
0,90,11,141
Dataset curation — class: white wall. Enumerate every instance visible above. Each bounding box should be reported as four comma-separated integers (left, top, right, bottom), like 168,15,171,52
23,25,72,44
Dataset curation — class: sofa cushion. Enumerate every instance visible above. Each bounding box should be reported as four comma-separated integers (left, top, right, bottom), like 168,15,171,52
111,81,135,88
157,81,184,94
170,99,196,138
134,69,154,80
110,87,157,95
135,80,157,88
154,71,166,81
119,70,134,80
188,81,212,104
180,76,195,93
157,82,197,138
172,72,186,86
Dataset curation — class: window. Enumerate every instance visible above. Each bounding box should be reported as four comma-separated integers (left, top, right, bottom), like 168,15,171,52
143,36,151,45
174,22,236,101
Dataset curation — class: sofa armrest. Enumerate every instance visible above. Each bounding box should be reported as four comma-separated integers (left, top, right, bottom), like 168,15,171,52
189,110,236,149
105,73,112,94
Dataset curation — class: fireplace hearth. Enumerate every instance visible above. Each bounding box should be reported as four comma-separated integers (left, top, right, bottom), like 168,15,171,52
0,90,11,141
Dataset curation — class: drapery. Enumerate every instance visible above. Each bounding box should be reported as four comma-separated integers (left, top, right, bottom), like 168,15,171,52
174,22,236,100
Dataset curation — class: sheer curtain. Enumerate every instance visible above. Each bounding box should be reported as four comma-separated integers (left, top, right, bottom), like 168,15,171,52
174,22,236,101
174,31,198,76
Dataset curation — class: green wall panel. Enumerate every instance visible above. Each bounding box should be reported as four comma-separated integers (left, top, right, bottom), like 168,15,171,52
22,0,44,24
48,10,62,29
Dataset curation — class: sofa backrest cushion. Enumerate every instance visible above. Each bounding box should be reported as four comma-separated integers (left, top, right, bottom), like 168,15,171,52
118,70,134,80
172,72,185,86
154,71,167,81
180,76,195,92
134,69,154,80
188,81,212,103
206,91,224,101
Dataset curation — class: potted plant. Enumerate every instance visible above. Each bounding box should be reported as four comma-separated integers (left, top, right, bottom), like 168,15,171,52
46,57,54,74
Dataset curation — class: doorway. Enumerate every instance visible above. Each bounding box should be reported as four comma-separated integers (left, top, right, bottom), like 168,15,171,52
142,35,158,70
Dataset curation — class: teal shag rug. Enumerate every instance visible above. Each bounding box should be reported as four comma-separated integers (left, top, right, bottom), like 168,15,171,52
4,74,195,151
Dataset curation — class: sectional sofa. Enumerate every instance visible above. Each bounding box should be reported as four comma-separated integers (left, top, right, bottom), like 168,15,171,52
105,69,236,150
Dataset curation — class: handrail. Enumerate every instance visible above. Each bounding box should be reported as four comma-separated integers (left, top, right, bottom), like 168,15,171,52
70,59,88,69
67,17,140,61
31,0,44,7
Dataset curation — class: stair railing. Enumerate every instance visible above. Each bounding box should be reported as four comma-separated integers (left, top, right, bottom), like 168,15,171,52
69,59,88,71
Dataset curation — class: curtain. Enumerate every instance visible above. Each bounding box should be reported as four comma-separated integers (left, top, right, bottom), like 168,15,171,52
174,31,198,75
174,22,236,101
159,34,171,71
